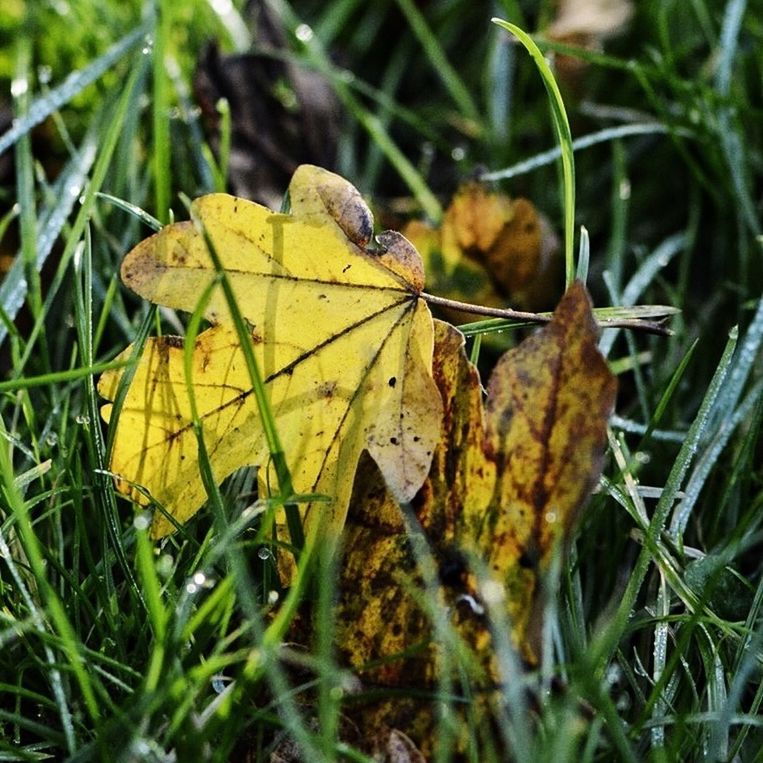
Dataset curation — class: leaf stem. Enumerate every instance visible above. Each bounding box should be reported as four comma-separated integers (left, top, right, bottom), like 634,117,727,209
421,292,674,336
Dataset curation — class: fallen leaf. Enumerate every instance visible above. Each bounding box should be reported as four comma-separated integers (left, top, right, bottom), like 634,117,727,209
402,182,560,318
331,281,617,754
99,165,442,541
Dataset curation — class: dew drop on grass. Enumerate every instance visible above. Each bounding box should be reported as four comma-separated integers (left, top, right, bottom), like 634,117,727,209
156,554,174,578
480,579,504,606
267,590,279,605
133,513,151,531
257,547,272,561
212,674,228,694
75,414,90,426
45,432,58,447
185,581,198,594
193,571,206,586
295,23,313,42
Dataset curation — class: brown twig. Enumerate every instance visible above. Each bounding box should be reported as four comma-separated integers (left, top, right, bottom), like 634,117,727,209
420,293,675,337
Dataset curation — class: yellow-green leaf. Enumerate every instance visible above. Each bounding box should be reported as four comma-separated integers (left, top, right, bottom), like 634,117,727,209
99,165,443,541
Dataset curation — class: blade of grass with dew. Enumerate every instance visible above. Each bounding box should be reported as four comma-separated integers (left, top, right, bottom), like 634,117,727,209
0,131,96,344
650,575,670,750
73,229,146,634
715,0,758,236
576,226,590,283
395,0,481,127
0,417,102,736
95,193,163,232
13,42,45,362
9,55,150,382
481,123,690,182
592,328,739,668
670,295,763,537
599,232,686,357
0,22,150,157
671,379,763,540
492,19,575,285
196,225,303,553
152,1,171,222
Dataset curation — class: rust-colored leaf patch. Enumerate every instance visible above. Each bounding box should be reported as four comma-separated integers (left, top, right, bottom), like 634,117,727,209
330,281,617,755
402,181,561,318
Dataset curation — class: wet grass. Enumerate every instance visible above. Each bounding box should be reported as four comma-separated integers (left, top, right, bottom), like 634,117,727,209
1,0,761,760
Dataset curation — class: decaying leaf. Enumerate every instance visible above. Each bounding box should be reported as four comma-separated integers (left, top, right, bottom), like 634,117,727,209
331,281,617,753
98,165,442,541
402,182,560,318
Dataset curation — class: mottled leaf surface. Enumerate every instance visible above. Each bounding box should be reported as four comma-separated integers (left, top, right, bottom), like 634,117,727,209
99,165,442,540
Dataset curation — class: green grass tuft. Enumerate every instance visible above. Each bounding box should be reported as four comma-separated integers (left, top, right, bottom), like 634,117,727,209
1,1,762,759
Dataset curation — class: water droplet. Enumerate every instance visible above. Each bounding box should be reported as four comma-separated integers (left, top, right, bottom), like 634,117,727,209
257,547,272,561
619,179,631,200
295,23,314,42
45,432,58,447
156,554,174,578
212,674,228,693
11,77,28,98
480,579,504,606
545,510,557,524
133,513,151,531
75,414,90,426
451,146,466,161
38,66,52,85
186,582,198,594
635,451,651,465
193,571,206,586
267,590,279,605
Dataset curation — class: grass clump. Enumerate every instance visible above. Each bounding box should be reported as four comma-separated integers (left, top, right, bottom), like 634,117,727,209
1,1,762,760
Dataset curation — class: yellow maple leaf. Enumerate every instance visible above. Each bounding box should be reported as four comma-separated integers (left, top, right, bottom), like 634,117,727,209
331,281,617,753
98,165,443,541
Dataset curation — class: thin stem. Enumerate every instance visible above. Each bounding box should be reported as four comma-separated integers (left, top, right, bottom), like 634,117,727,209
420,292,673,336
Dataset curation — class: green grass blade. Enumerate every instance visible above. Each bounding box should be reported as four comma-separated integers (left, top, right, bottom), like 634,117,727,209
395,0,481,125
481,122,688,182
593,328,739,666
0,22,149,156
152,2,171,222
492,19,575,285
